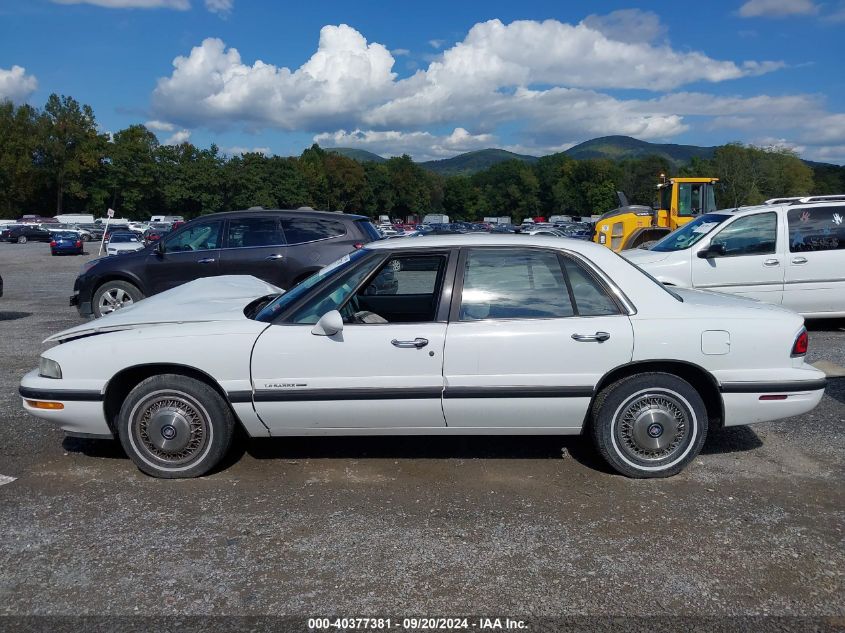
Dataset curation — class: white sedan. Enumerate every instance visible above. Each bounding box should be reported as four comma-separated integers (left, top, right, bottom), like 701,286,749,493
20,235,826,479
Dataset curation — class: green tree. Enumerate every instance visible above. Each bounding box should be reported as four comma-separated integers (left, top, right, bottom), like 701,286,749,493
103,124,160,217
0,102,41,217
35,94,107,213
156,142,225,218
385,154,433,217
472,160,540,221
442,175,481,220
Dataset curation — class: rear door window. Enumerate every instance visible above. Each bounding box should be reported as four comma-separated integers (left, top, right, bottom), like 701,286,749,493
226,217,285,248
788,206,845,252
281,217,346,244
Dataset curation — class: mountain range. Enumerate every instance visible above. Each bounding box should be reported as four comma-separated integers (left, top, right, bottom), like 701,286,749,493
326,135,721,176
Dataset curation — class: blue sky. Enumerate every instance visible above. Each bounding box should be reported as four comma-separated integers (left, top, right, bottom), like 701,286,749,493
1,0,844,163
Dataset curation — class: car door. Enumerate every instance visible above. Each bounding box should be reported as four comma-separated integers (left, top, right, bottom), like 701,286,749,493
280,215,353,288
691,211,784,303
144,219,223,294
783,204,845,315
217,216,289,288
250,249,454,432
442,247,634,430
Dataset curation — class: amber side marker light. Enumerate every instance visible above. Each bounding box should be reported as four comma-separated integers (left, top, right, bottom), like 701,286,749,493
25,400,64,410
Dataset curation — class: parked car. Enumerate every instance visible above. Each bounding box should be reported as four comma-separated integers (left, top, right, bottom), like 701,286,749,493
105,232,146,256
50,231,84,256
623,196,845,319
1,224,53,244
71,208,382,318
24,235,825,479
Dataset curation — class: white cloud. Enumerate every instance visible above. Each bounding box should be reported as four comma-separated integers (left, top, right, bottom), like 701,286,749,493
428,39,445,49
153,26,396,130
0,65,38,103
224,145,270,155
581,9,666,43
149,17,843,163
391,48,410,56
164,129,191,144
204,0,231,14
144,119,175,131
52,0,191,8
738,0,819,17
313,128,495,161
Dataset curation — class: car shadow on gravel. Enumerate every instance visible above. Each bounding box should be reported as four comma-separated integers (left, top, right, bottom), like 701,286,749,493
824,377,845,404
0,311,32,321
61,435,125,459
806,318,845,332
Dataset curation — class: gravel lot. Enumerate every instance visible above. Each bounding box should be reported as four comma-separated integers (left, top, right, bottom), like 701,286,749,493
0,242,843,626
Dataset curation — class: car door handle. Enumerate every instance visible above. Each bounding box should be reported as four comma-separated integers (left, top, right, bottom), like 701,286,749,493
792,256,808,264
571,332,611,342
197,257,216,264
391,338,429,349
763,259,780,267
265,254,285,260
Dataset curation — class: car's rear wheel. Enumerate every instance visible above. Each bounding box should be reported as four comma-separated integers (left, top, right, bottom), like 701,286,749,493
117,374,235,478
590,372,708,478
17,235,27,244
92,280,144,317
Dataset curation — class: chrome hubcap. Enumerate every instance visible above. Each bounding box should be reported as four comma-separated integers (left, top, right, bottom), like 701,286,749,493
135,395,208,464
99,288,134,314
617,393,688,461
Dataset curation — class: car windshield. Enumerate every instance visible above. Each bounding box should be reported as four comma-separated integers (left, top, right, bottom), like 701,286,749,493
55,232,77,238
110,234,138,243
253,248,372,322
650,213,731,252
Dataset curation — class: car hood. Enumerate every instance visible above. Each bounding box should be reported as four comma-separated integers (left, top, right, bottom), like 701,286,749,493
46,275,282,342
620,248,672,265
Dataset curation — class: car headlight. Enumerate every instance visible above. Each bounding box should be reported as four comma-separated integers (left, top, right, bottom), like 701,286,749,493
38,357,62,379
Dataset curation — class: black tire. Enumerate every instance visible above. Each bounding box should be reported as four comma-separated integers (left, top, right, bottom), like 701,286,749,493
92,280,144,318
590,372,708,478
117,374,235,478
17,235,27,244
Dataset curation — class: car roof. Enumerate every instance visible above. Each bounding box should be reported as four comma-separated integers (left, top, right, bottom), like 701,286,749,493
365,233,608,255
184,209,368,222
714,198,845,218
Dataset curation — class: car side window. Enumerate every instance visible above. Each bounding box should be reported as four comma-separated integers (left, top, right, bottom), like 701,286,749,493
288,257,384,324
340,254,447,324
281,217,346,244
164,221,222,252
227,217,285,248
788,206,845,252
561,258,620,316
710,212,777,257
459,249,574,321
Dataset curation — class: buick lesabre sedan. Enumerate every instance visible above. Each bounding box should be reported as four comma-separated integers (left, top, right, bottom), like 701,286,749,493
20,236,826,479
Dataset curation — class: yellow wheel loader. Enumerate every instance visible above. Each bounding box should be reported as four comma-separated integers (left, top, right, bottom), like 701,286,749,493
592,177,718,252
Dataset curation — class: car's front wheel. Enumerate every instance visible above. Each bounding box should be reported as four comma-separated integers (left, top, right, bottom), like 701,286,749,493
17,235,27,244
590,372,708,478
117,374,235,478
92,280,144,317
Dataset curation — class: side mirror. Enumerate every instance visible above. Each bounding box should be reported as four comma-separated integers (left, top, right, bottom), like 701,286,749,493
311,310,343,336
698,243,726,259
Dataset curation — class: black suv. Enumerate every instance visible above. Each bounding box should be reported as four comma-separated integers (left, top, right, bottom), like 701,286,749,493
72,209,380,317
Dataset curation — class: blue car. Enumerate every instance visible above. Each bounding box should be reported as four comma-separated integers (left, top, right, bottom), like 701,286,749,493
50,231,84,256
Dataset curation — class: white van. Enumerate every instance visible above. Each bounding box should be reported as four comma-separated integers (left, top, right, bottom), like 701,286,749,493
623,196,845,318
422,214,449,225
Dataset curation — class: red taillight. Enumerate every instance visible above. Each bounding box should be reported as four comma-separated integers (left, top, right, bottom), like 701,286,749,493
50,241,57,247
353,242,364,249
760,395,788,401
75,240,82,247
791,328,809,357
